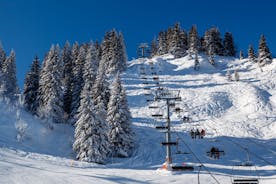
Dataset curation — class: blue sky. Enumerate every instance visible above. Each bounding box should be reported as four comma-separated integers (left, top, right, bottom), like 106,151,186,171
0,0,275,87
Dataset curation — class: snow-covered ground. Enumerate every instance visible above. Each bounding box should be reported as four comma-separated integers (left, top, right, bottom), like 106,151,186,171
0,54,276,183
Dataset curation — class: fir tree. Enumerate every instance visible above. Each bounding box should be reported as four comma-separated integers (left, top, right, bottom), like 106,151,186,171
240,50,244,60
194,52,200,70
70,45,85,125
167,23,187,58
73,75,110,163
258,34,272,66
61,41,73,120
223,32,236,56
107,73,134,157
204,28,224,56
117,32,128,72
188,25,199,55
23,56,40,114
204,30,215,65
2,50,18,101
157,31,168,55
248,44,256,62
150,38,158,58
38,45,64,125
0,42,6,71
92,59,110,120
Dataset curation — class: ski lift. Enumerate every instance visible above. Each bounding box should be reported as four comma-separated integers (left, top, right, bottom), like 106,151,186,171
161,142,178,146
144,93,152,96
231,149,259,184
174,107,183,113
171,165,194,171
150,66,155,70
149,106,159,109
182,116,192,123
141,77,147,80
143,87,151,90
140,72,146,75
153,76,159,81
152,72,157,75
206,146,225,159
146,99,154,102
142,82,149,85
149,61,154,65
152,114,163,119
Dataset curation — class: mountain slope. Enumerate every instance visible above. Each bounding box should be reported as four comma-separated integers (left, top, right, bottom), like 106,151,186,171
0,54,275,184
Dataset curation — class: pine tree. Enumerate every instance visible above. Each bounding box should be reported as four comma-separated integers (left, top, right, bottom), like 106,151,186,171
204,28,224,56
248,44,256,62
150,38,158,58
223,32,236,56
234,70,239,81
73,74,110,163
258,34,272,66
157,31,168,55
240,50,244,60
204,30,215,65
167,23,187,58
188,25,199,55
2,50,18,101
194,52,200,70
107,73,134,157
92,59,110,120
0,42,6,71
23,56,40,115
117,32,128,72
38,45,64,125
70,45,85,125
61,41,73,120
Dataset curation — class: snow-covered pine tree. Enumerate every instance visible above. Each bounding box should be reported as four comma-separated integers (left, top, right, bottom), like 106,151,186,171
188,25,199,56
23,56,40,115
167,23,187,58
107,73,134,157
194,52,200,70
234,70,239,81
92,59,110,121
204,28,224,56
226,70,232,81
0,42,6,71
38,45,64,125
70,45,85,125
95,40,102,64
61,41,73,120
204,30,215,65
258,34,272,66
223,32,236,56
2,50,19,102
240,50,244,60
248,44,256,62
117,32,128,72
150,38,158,58
73,70,110,163
0,43,6,99
157,31,168,55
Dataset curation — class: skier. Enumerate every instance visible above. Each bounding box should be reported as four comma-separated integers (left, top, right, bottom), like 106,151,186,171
200,129,205,139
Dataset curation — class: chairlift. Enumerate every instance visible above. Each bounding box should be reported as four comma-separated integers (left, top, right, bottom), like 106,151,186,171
149,106,159,109
171,165,194,171
144,93,152,96
174,107,183,113
146,99,154,102
206,146,225,159
161,142,178,146
142,82,149,85
152,114,163,118
231,149,259,184
143,87,151,90
141,77,147,80
152,72,157,75
153,76,159,81
150,66,155,70
175,138,190,155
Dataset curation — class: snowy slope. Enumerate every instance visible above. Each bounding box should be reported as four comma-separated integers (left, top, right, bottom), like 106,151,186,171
0,54,276,184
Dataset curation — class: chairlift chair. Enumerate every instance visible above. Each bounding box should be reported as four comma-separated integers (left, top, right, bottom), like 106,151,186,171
231,149,259,184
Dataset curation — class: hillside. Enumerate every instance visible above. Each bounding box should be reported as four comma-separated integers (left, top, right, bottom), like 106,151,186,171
0,54,275,184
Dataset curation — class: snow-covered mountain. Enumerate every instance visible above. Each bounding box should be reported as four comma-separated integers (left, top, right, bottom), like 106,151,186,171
0,54,275,184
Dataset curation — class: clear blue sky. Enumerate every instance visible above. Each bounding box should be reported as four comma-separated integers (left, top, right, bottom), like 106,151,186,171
0,0,275,88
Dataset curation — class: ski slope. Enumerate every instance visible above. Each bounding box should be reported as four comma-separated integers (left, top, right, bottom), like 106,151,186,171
0,54,276,184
